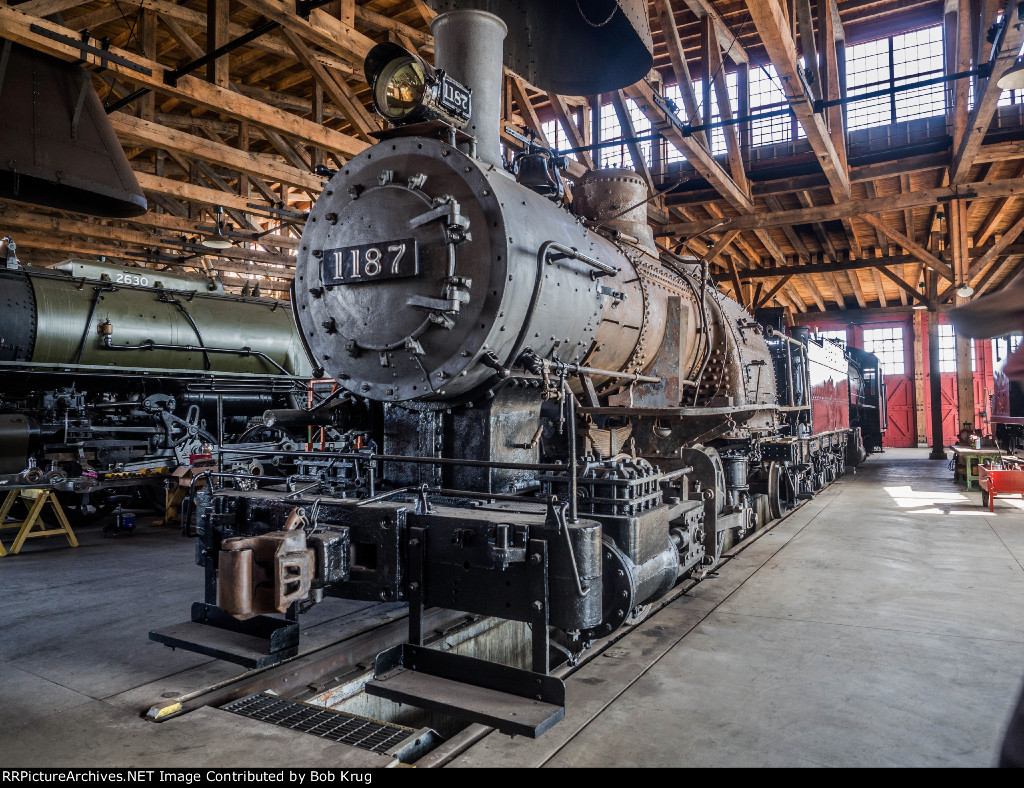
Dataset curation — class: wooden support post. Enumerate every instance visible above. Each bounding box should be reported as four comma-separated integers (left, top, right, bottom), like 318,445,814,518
139,9,157,122
207,0,230,88
927,298,946,459
913,309,927,446
955,333,975,431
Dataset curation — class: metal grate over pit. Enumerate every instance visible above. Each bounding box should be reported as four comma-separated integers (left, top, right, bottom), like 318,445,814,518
222,693,424,757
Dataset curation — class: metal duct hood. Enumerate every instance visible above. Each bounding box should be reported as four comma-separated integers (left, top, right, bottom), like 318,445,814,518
0,40,147,218
427,1,654,95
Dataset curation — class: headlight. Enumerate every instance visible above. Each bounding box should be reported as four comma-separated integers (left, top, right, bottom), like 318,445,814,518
363,42,471,129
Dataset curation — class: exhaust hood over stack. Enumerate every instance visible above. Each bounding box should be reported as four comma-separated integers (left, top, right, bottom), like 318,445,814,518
0,40,147,218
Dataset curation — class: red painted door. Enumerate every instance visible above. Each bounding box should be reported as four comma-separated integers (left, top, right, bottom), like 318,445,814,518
922,374,960,447
883,374,916,447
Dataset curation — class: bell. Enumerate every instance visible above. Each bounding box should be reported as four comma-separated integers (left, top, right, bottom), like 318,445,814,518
0,40,147,218
428,0,654,95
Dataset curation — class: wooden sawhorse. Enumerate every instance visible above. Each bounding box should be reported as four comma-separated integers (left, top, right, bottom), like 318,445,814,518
0,489,79,556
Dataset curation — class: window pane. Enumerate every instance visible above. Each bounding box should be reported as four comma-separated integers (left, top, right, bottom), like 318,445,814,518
862,326,905,375
749,65,791,146
937,324,957,373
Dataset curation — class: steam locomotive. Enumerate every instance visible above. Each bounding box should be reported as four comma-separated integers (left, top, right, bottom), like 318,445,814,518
0,257,321,515
153,6,884,736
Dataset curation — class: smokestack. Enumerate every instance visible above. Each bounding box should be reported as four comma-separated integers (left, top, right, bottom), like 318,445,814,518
430,10,507,170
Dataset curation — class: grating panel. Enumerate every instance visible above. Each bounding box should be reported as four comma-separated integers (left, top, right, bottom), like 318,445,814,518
222,693,414,755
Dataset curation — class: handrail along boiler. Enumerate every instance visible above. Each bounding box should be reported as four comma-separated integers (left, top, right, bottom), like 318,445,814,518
153,5,884,736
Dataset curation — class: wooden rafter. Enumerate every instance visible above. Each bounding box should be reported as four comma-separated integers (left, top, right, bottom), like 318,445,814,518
746,0,851,200
655,0,708,148
951,0,1024,183
611,90,655,190
703,17,748,193
663,177,1024,235
860,214,955,281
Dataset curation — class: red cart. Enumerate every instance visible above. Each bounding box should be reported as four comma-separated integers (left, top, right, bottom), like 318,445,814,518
979,465,1024,511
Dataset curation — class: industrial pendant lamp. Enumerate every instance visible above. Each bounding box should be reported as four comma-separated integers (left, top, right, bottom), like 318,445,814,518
957,282,975,298
201,207,234,250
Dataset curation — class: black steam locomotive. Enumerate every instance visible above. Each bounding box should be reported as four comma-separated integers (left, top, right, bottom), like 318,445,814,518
153,5,885,736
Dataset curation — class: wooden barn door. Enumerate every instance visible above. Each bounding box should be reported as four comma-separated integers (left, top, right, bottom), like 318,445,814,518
883,374,916,447
860,322,916,448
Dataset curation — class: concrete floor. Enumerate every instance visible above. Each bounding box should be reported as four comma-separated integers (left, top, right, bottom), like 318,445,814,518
2,448,1022,767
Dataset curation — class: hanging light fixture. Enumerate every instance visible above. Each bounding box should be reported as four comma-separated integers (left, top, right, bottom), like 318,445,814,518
997,58,1024,90
913,281,929,309
956,282,975,298
201,207,234,250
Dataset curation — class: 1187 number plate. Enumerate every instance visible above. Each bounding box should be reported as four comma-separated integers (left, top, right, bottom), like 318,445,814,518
321,239,418,285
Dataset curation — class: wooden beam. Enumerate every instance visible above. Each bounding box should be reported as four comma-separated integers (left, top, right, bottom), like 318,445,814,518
611,90,654,191
951,0,1024,183
860,214,954,281
134,171,293,217
547,93,595,170
207,0,229,87
876,265,929,304
509,76,551,146
966,207,1024,280
654,0,708,147
0,6,368,157
846,269,868,309
735,241,1024,279
662,177,1024,235
280,28,376,142
726,255,745,305
159,14,205,60
746,0,851,200
680,0,748,64
795,0,822,102
235,0,374,62
109,113,323,192
862,182,889,255
703,230,741,265
757,274,795,308
802,275,828,311
704,17,748,193
976,255,1024,296
625,79,753,212
870,267,889,307
12,0,91,17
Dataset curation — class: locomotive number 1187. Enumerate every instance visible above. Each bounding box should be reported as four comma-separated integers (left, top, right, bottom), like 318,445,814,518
322,238,419,285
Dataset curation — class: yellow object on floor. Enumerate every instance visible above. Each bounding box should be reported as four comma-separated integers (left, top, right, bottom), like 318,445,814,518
0,489,79,556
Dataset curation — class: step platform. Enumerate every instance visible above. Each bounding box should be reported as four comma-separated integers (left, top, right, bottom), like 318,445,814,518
149,602,298,669
365,643,565,738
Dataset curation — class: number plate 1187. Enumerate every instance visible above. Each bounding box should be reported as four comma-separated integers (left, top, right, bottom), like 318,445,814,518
321,239,419,285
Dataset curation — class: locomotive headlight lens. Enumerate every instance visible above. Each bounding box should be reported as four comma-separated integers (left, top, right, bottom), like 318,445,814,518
364,42,471,130
375,57,426,121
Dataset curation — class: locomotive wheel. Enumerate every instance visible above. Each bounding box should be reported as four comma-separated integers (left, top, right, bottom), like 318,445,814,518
767,462,786,520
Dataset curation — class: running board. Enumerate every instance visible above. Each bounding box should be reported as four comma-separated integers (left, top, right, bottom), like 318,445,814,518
365,644,565,738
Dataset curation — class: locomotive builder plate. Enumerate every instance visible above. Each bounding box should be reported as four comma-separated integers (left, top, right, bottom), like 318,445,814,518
321,238,419,285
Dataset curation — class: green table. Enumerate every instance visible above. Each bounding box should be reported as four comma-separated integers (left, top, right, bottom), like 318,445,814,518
951,447,1006,490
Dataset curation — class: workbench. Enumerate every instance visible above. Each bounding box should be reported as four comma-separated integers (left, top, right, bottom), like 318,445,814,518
950,447,1006,491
